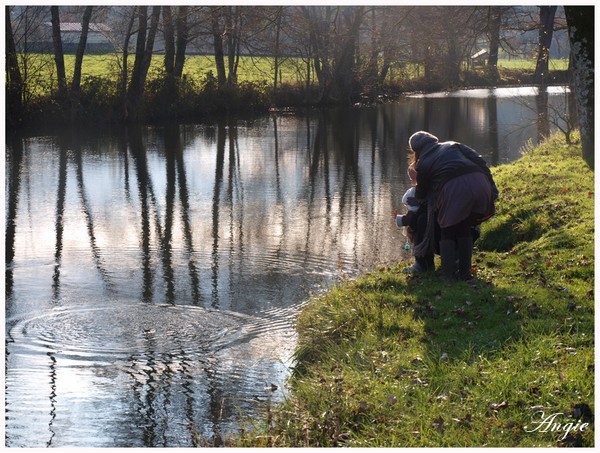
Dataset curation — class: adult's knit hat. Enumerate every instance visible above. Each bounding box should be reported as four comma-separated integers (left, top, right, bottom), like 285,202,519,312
409,131,438,153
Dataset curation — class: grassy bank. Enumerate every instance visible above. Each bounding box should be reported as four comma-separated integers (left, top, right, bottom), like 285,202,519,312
228,133,594,447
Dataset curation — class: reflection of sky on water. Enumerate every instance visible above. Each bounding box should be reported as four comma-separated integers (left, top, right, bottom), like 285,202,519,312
5,89,573,447
409,85,570,98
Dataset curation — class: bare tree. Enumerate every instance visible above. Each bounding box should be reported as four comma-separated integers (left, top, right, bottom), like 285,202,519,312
120,9,136,118
365,6,413,88
533,6,557,84
8,6,55,111
374,7,409,87
301,5,334,102
271,7,283,96
485,6,505,81
162,6,189,79
173,6,189,78
126,5,161,120
71,6,93,93
225,6,241,86
6,6,24,124
207,6,247,88
50,6,67,95
210,6,227,89
300,5,365,105
405,6,478,87
163,6,175,76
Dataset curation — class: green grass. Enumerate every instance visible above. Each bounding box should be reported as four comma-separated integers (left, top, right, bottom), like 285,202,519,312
225,132,594,447
19,54,569,98
498,57,569,71
183,55,310,85
21,53,311,95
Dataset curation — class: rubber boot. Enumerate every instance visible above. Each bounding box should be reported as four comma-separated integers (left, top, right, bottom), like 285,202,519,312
457,236,473,280
439,240,457,279
423,254,435,271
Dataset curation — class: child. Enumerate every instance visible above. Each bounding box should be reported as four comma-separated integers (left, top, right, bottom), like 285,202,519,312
393,164,435,273
395,164,420,229
393,165,421,228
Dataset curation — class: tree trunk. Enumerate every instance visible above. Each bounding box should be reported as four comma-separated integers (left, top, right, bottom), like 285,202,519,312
446,33,460,86
174,6,188,78
225,6,239,86
6,6,24,125
211,7,227,89
272,7,282,97
121,11,136,119
127,6,161,121
301,5,333,104
424,46,434,87
141,6,161,84
161,5,178,115
378,55,391,87
71,6,93,93
50,6,67,96
331,6,364,105
564,6,594,169
163,5,175,76
129,5,148,101
487,6,502,82
365,8,379,87
533,6,557,84
164,6,188,79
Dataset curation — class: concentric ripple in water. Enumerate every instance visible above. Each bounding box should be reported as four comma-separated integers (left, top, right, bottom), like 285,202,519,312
9,303,249,361
6,303,297,447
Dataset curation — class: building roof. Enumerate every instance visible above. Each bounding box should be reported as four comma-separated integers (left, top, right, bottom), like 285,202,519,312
471,49,489,59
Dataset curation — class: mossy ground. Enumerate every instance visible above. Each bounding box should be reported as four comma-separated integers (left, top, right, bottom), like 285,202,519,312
225,133,594,447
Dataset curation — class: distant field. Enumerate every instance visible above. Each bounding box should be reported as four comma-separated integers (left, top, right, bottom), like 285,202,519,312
498,57,569,71
39,54,310,85
19,54,570,96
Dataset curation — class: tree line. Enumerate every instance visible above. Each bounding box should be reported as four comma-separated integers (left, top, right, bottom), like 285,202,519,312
4,5,593,167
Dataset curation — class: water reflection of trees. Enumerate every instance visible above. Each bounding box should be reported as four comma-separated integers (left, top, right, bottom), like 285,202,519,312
73,139,113,291
128,125,204,305
5,134,23,298
129,126,155,303
44,132,114,302
52,144,67,302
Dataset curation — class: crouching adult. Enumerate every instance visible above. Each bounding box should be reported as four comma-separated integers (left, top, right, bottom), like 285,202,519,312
408,131,498,280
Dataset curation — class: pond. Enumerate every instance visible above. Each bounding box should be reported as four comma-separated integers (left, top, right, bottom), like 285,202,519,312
5,86,573,447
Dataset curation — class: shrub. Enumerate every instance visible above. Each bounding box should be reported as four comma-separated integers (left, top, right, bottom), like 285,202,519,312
78,75,121,121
